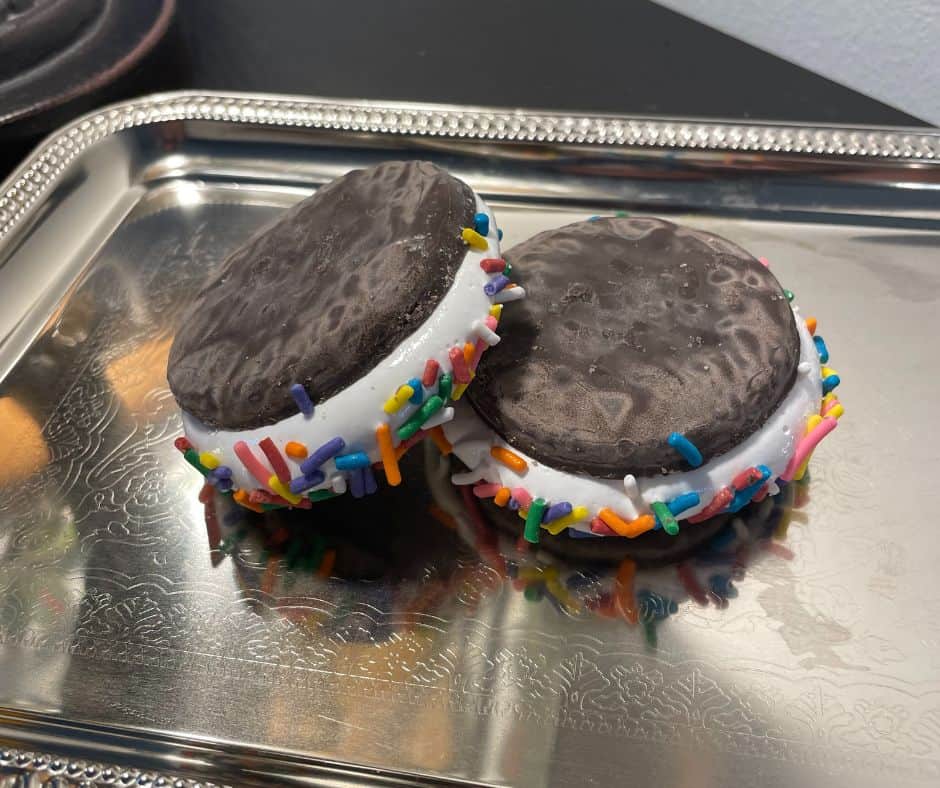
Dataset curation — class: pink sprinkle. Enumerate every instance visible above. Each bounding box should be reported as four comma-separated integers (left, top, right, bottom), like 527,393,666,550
821,396,840,416
480,258,506,273
763,541,795,560
234,441,275,493
473,483,502,498
511,487,533,508
470,338,487,370
422,359,441,387
758,257,770,267
449,346,472,383
485,314,498,331
590,517,617,536
780,416,838,481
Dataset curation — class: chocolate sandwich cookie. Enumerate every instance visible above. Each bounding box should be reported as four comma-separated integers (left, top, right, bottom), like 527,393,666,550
443,216,842,547
168,160,523,510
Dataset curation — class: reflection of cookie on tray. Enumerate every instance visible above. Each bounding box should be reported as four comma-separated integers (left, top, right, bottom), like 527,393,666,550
444,216,842,553
167,161,523,511
426,442,808,646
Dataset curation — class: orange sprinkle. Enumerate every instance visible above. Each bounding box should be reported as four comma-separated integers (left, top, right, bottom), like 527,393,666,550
490,446,528,473
233,489,263,513
463,341,475,365
493,487,511,507
428,503,458,530
598,507,656,538
284,441,308,460
261,555,279,595
375,423,401,486
614,558,639,624
806,316,817,335
317,549,336,579
429,425,453,455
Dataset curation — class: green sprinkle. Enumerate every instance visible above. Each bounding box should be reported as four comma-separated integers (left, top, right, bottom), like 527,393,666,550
260,503,284,511
651,501,679,536
285,539,303,569
615,210,629,217
183,448,209,475
309,489,340,502
643,620,657,649
524,584,542,602
503,262,512,277
397,395,444,441
524,498,547,543
784,289,795,302
438,373,453,402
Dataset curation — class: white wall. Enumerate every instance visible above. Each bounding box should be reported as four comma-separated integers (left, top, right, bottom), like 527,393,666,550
655,0,940,125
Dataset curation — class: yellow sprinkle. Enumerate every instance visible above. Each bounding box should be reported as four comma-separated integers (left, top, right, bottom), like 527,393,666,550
269,475,302,505
541,505,590,534
461,227,488,251
451,382,469,401
198,451,220,470
516,566,545,582
821,393,838,412
545,577,580,614
382,384,415,414
821,366,838,379
794,414,824,480
827,403,845,419
489,304,503,319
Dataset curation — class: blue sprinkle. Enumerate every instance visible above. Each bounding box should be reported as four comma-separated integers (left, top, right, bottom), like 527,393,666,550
667,491,700,517
407,378,424,404
637,590,677,622
334,451,371,471
349,467,366,498
508,497,520,511
668,432,703,467
214,465,233,480
542,501,573,523
728,465,771,513
300,437,346,475
289,470,325,495
708,574,738,600
822,374,841,395
473,212,489,237
364,466,378,495
568,528,602,538
813,335,829,364
506,562,519,579
566,570,601,587
217,478,233,493
497,228,503,241
290,383,315,417
484,273,510,296
588,215,601,222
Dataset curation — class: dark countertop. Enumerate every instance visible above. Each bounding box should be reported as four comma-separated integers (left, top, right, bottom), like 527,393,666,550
0,0,928,178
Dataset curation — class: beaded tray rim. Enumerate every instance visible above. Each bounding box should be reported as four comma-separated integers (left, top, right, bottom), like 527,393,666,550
1,90,939,243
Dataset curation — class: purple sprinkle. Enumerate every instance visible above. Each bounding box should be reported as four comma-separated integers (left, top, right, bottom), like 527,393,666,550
542,501,573,523
300,437,346,475
569,528,601,539
214,465,233,480
484,274,510,296
364,466,378,495
289,470,326,494
205,470,219,486
508,497,520,511
290,383,315,417
349,467,366,498
217,478,234,493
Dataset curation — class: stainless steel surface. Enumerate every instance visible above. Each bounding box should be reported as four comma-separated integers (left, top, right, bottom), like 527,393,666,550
0,92,939,787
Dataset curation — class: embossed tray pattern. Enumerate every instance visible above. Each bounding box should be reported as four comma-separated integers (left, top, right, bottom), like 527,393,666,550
0,92,938,787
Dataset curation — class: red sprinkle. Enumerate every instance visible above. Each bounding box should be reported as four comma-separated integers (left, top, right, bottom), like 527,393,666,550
590,517,617,536
198,482,214,504
174,436,192,452
480,257,506,273
248,489,291,506
449,346,472,383
259,437,291,484
731,466,763,490
677,562,708,606
751,483,770,503
688,487,734,523
422,359,441,387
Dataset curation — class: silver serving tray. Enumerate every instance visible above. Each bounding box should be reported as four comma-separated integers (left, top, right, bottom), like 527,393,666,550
0,91,939,788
